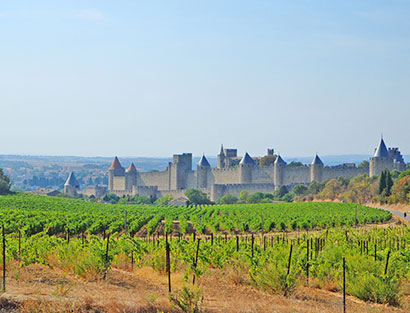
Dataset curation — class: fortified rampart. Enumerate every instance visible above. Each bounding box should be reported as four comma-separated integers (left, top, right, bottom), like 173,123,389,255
91,137,407,201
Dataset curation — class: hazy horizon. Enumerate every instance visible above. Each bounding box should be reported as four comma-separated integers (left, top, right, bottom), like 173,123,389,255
1,1,409,157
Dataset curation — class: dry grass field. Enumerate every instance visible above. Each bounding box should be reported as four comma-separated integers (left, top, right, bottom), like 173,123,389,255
0,260,408,313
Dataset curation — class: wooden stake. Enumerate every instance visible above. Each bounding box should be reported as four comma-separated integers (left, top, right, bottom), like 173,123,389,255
166,235,171,293
384,251,391,275
2,225,6,293
343,257,346,313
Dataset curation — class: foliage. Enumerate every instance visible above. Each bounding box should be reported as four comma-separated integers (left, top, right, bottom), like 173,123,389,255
103,193,120,204
288,161,304,167
358,160,369,169
217,194,238,204
154,194,174,206
185,189,211,205
259,155,275,167
0,168,11,195
293,185,308,196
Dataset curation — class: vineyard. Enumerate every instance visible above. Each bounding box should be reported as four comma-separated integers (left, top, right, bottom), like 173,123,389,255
0,193,409,312
0,193,392,237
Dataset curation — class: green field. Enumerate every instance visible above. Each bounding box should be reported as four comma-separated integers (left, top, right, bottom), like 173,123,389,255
0,193,408,307
0,193,391,236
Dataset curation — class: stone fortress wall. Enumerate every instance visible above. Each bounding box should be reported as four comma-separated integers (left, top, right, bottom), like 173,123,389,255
86,137,407,201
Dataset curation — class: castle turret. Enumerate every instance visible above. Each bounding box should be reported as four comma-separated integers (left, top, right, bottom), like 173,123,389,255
239,152,255,184
64,172,80,196
108,156,125,192
125,162,137,191
217,144,225,169
273,154,286,188
310,154,324,182
369,138,393,177
170,153,192,190
197,155,211,188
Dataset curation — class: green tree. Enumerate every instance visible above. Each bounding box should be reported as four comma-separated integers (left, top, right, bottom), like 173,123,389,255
293,185,308,196
246,193,264,203
398,169,410,180
273,186,288,200
0,168,11,195
288,161,304,167
378,170,393,196
238,190,249,203
259,155,275,167
103,193,120,204
185,189,211,205
358,160,369,170
217,194,238,204
378,171,386,195
154,194,173,205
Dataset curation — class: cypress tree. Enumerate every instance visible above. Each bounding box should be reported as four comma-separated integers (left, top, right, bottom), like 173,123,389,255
385,171,393,196
378,170,386,195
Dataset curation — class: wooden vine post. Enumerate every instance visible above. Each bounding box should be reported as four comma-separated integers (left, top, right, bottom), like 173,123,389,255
192,238,201,285
166,234,171,293
343,257,346,313
236,235,239,252
306,239,309,286
18,230,21,267
384,250,391,275
2,225,5,293
251,234,254,259
284,244,293,296
103,233,110,280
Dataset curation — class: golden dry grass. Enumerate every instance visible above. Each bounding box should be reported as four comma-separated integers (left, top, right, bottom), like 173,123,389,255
0,263,409,313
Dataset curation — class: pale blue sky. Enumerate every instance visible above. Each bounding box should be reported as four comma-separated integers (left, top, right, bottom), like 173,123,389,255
1,1,409,158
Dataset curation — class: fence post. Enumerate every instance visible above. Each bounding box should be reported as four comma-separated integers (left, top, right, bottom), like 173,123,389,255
306,239,309,286
236,235,239,252
374,242,377,261
384,251,391,275
251,234,254,259
284,244,293,296
131,250,134,271
192,239,201,285
2,225,5,293
166,234,171,293
103,233,110,280
343,257,346,313
18,230,21,267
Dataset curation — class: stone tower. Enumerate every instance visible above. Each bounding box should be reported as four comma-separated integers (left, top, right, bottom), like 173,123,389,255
170,153,192,190
197,155,211,188
108,156,125,192
239,152,255,184
310,154,324,182
369,138,392,177
273,154,286,188
217,145,225,169
64,172,80,196
125,162,137,192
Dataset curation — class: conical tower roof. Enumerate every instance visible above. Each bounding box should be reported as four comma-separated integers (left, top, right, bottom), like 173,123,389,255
311,154,324,166
240,152,255,165
219,144,224,155
274,155,286,165
109,156,123,170
64,172,79,187
198,155,211,167
126,162,137,173
374,138,389,158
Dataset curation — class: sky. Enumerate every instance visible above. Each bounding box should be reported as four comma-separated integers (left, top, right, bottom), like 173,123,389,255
1,0,410,158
